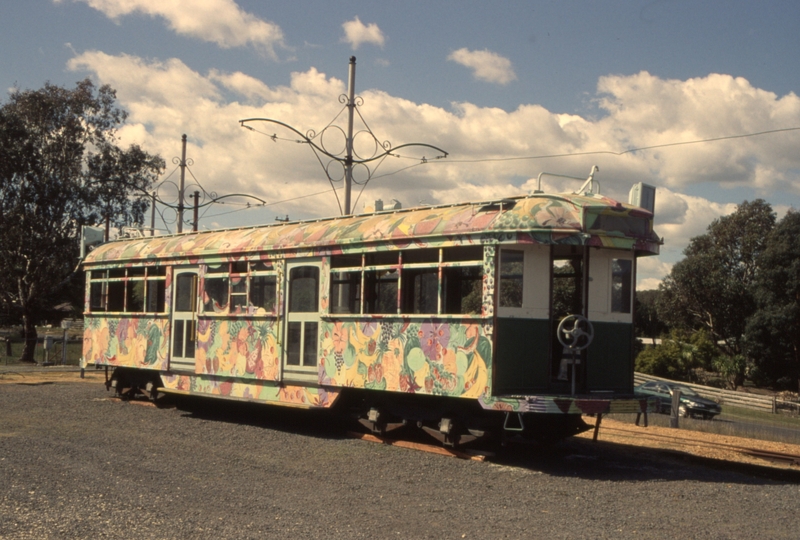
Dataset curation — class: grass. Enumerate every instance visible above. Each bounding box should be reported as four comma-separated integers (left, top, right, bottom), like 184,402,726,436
1,337,83,366
610,405,800,446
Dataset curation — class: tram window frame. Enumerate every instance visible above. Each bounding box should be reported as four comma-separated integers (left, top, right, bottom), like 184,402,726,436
329,245,483,317
499,249,524,308
610,258,633,314
88,267,167,314
202,261,278,316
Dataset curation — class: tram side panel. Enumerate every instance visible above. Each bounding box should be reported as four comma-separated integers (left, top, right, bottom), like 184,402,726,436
586,249,636,394
82,264,172,372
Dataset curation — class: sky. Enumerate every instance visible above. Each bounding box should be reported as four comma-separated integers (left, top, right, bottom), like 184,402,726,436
2,0,800,289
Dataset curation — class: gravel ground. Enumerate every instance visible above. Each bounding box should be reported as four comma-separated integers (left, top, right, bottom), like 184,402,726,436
1,378,799,539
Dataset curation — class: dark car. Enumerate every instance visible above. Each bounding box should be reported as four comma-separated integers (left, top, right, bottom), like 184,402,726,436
634,381,722,420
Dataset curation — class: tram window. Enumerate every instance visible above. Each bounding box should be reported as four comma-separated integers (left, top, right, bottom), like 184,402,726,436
107,281,125,312
364,269,398,314
251,260,273,272
611,259,633,313
403,248,439,264
365,251,398,266
203,263,229,313
87,267,166,313
146,279,166,312
330,271,360,314
126,280,145,312
499,250,524,308
230,274,247,312
331,254,362,268
442,266,482,314
250,275,277,313
202,262,278,315
90,282,106,311
175,274,197,312
401,268,438,314
442,245,483,262
289,266,319,313
231,260,248,274
286,322,302,365
552,257,583,320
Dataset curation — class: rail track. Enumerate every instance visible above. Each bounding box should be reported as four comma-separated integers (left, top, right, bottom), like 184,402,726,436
102,393,800,467
596,424,800,467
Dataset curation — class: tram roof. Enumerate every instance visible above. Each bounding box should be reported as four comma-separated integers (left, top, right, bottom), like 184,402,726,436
83,191,660,266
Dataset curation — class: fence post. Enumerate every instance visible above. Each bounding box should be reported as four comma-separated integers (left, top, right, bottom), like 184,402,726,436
670,388,681,429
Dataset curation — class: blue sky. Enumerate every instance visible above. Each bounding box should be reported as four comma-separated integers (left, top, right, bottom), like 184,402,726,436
2,1,800,287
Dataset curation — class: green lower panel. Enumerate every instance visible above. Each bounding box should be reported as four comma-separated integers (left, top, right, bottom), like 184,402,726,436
586,321,633,393
494,318,550,394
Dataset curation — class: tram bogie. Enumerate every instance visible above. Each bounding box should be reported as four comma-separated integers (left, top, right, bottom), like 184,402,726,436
83,174,661,445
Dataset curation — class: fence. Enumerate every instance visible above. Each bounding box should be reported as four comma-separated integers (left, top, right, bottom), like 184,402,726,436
634,372,800,415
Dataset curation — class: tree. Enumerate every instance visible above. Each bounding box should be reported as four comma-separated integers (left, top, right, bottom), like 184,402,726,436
0,80,164,362
745,210,800,390
635,328,717,382
656,200,775,387
634,289,667,344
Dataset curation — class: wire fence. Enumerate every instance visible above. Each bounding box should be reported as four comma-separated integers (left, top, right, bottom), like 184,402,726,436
634,372,800,415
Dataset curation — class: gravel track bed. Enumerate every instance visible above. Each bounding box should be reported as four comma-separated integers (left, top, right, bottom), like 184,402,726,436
1,380,799,539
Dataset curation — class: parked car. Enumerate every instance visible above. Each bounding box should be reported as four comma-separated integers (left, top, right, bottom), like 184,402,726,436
634,381,722,419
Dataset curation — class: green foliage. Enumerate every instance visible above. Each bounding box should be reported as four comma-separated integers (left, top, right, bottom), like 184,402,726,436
744,210,800,390
656,200,775,386
634,289,667,341
713,354,747,390
0,80,164,361
635,329,718,381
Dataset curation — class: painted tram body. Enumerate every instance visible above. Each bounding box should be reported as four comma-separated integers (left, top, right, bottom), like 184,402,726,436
82,181,660,443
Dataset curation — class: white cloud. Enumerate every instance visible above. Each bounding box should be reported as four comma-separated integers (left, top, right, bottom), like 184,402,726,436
447,48,516,85
341,17,385,50
66,54,800,286
59,0,285,55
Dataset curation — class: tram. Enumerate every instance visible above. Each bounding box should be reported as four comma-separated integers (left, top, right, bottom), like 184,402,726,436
82,171,660,444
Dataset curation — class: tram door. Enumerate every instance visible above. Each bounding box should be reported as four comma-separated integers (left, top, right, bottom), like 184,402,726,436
170,267,198,372
549,246,587,393
282,260,322,382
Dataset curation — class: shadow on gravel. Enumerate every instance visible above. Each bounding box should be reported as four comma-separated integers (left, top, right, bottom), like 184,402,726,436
156,393,800,486
495,437,800,485
166,393,352,440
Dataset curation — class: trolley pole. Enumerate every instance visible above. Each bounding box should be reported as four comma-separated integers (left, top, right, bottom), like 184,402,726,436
177,134,187,233
193,191,200,232
150,190,156,236
344,56,356,215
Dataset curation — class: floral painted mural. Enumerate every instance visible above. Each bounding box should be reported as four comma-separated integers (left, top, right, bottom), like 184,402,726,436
195,318,281,381
318,319,491,399
83,316,169,371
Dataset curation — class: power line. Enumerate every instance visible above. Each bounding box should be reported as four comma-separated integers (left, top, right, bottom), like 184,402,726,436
437,126,800,164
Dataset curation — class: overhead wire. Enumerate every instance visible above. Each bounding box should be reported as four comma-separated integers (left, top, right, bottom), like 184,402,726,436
177,125,800,221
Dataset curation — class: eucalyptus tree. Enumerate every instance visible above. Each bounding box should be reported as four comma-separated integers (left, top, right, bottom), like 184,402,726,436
0,80,164,362
745,210,800,390
656,199,775,387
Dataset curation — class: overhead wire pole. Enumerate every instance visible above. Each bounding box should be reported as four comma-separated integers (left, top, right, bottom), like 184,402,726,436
239,57,448,217
177,133,187,233
344,56,356,215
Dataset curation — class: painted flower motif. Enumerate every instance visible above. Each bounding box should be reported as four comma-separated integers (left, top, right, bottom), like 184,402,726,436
360,321,377,337
535,204,580,229
332,322,348,354
420,322,450,361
